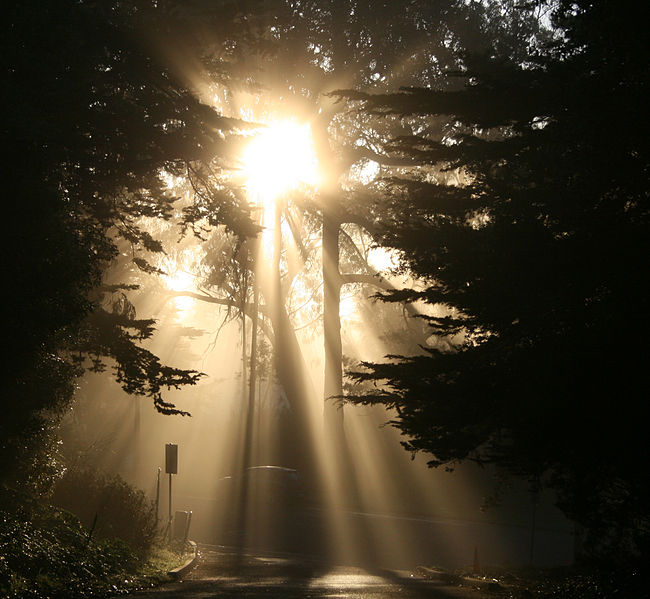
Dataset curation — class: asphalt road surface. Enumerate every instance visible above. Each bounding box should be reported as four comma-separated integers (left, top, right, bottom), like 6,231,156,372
127,545,488,598
176,496,574,570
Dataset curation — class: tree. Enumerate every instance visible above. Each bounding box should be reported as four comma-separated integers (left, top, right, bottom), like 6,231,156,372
154,2,553,510
189,0,538,389
340,0,650,558
1,0,259,484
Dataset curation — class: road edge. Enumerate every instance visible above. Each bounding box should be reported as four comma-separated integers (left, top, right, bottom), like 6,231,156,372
167,541,198,579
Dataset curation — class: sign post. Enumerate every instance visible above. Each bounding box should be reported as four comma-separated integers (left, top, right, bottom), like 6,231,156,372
155,467,161,523
165,444,178,543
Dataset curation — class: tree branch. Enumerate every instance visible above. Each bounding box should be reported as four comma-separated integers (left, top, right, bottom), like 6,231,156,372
340,272,421,321
163,290,274,343
343,145,421,168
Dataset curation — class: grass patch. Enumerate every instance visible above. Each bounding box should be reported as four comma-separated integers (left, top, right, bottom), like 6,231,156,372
136,544,194,582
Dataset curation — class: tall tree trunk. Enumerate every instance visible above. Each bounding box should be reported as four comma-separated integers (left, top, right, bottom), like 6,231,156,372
322,212,344,443
322,210,361,512
265,201,319,477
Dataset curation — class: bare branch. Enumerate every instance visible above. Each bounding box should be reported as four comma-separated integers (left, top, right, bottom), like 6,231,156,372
162,290,274,343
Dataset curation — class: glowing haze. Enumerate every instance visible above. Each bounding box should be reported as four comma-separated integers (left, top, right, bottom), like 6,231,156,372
64,113,575,574
241,121,320,205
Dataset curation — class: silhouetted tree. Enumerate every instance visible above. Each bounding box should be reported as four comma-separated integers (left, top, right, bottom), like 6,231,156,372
1,0,258,484
340,0,650,558
160,2,552,506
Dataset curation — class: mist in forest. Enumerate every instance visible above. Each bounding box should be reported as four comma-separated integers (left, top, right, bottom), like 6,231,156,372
60,250,574,569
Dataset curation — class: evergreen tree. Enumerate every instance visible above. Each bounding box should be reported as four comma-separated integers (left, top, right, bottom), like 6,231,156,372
340,0,650,558
1,0,257,483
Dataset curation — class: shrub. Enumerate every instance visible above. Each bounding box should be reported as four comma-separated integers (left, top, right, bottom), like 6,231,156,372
0,485,185,598
51,468,157,552
0,486,138,598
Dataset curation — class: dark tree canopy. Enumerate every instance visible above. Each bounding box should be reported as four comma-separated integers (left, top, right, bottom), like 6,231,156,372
341,0,650,557
4,0,648,561
1,0,260,481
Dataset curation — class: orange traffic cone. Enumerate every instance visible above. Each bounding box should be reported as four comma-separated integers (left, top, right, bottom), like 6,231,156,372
473,546,480,574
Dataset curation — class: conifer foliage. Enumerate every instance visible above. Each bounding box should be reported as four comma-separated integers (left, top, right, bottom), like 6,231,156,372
1,0,254,479
341,0,649,556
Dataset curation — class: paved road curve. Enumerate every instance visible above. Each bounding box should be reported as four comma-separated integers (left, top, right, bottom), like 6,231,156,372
127,544,488,599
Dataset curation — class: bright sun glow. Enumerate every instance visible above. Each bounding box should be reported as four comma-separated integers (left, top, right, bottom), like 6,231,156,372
241,121,319,205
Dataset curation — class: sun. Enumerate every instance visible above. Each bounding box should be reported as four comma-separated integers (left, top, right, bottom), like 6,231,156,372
241,121,319,205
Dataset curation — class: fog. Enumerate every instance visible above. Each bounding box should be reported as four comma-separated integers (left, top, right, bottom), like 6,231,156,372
61,262,575,570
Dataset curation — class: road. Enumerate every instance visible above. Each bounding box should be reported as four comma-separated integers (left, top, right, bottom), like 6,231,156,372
127,544,489,598
174,495,574,570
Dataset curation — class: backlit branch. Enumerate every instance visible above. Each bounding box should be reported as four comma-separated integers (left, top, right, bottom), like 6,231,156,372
163,290,274,344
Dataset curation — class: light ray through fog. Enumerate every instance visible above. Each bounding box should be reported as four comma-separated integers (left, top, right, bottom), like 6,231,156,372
65,226,574,568
61,110,575,572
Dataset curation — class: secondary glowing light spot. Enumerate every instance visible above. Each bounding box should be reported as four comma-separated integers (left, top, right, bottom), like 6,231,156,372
351,159,379,184
241,121,319,205
166,270,193,292
367,246,399,272
339,294,356,318
159,168,183,190
165,270,195,313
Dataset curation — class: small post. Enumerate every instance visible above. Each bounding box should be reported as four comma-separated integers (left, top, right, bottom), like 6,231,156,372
155,467,161,523
184,511,193,545
168,473,172,542
165,444,178,544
